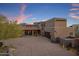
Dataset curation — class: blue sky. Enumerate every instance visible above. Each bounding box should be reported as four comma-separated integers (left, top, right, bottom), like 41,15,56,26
0,3,79,26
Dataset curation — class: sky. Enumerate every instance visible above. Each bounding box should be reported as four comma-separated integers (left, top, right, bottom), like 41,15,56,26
0,3,79,26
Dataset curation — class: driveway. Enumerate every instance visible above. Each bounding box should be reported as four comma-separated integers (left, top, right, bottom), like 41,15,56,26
3,36,75,56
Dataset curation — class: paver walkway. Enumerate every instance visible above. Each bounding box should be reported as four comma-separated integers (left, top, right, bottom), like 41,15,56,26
3,36,75,56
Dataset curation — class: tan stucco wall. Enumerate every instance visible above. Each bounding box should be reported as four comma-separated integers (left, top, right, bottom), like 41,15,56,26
44,18,67,39
67,25,79,37
53,20,67,38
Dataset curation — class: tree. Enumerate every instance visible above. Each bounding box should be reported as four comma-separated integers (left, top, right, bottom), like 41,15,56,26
6,22,23,38
0,15,8,40
0,15,23,40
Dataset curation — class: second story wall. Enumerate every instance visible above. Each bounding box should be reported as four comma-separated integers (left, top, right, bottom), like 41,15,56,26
53,19,67,38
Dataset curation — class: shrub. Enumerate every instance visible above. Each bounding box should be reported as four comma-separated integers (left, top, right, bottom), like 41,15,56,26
0,15,23,40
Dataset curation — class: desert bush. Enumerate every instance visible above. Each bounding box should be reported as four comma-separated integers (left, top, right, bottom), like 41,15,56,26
0,15,23,40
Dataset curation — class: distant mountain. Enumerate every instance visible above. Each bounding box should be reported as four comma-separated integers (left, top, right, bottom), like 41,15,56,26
20,23,27,26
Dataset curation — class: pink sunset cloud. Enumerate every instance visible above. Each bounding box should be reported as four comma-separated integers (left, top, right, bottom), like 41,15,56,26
70,15,79,19
70,8,79,11
16,4,32,24
72,3,79,6
69,4,79,19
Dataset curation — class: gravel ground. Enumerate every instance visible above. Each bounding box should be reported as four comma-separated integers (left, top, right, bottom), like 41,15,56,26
2,36,75,56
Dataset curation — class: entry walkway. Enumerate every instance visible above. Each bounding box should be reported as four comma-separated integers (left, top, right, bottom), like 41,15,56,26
3,36,75,56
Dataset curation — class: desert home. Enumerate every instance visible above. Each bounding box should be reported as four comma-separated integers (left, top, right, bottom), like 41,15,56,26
22,18,79,41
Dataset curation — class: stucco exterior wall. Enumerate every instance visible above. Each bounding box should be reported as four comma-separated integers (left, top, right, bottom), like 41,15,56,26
53,20,67,38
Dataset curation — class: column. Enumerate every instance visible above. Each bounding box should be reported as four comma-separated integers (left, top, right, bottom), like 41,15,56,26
32,30,34,36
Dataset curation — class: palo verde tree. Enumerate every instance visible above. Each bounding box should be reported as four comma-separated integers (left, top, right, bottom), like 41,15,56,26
0,15,23,40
